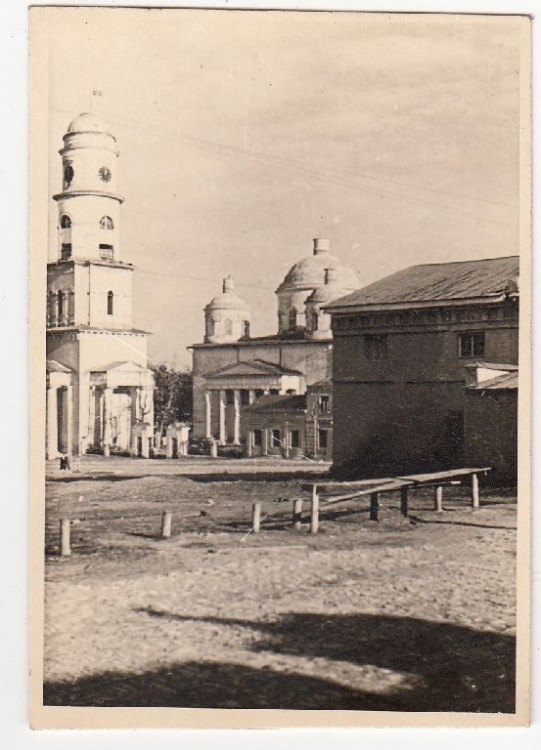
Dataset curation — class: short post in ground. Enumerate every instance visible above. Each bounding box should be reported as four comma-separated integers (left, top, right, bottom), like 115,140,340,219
471,473,480,509
292,498,303,532
252,502,262,534
60,518,71,556
310,485,319,534
434,485,443,512
161,511,172,538
369,492,379,521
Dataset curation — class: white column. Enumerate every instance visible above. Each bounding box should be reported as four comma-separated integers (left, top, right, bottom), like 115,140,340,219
205,391,212,439
219,390,226,445
46,386,58,460
233,390,241,444
65,384,73,456
248,390,255,404
67,290,75,325
246,430,253,457
263,428,269,456
102,387,113,456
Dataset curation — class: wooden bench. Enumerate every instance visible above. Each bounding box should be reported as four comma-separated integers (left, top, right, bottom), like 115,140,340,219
397,468,491,511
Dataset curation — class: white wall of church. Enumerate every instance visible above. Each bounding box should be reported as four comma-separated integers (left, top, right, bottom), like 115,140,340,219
73,263,133,329
56,194,121,262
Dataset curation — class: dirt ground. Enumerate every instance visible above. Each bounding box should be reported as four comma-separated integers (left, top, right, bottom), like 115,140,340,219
43,456,517,713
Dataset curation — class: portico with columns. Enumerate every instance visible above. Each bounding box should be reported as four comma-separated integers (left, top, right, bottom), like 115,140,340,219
46,111,154,459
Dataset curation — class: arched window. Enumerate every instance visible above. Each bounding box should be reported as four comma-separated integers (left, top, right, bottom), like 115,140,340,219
288,308,297,330
224,319,233,335
100,216,114,230
206,318,215,337
60,214,72,228
311,312,319,331
107,291,114,315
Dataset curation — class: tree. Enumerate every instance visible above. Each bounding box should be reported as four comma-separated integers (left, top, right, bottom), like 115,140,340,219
151,364,193,434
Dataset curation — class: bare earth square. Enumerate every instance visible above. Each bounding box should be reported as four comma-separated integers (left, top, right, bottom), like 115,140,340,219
43,456,516,712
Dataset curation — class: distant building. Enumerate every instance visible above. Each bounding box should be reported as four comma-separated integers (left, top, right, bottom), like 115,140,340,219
326,256,519,482
242,379,333,460
46,113,154,459
190,238,359,453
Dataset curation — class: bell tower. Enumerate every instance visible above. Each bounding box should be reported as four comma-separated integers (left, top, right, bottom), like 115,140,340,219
46,111,154,460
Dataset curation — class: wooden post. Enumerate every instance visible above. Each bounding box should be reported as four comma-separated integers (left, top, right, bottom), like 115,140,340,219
434,485,443,512
292,499,303,532
471,473,480,509
310,485,319,534
400,486,409,517
161,511,172,538
60,518,71,556
369,493,379,521
252,502,261,534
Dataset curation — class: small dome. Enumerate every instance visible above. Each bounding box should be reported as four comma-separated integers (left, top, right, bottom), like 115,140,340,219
67,112,112,136
277,238,358,293
205,276,249,312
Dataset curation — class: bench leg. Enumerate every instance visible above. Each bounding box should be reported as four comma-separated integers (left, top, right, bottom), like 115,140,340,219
310,486,319,534
434,485,443,512
400,486,409,517
370,492,379,522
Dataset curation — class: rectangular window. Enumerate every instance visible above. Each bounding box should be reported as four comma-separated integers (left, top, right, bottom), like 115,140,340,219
240,390,250,406
253,429,262,447
459,332,485,358
364,334,388,360
269,388,280,396
225,390,235,405
318,429,329,449
319,395,330,413
61,243,72,260
255,389,265,399
290,430,300,449
99,243,114,260
271,429,281,448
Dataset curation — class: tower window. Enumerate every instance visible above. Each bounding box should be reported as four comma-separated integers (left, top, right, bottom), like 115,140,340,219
99,244,114,260
100,216,114,230
60,214,72,228
107,291,114,315
311,312,319,331
57,291,64,320
61,243,72,260
288,308,297,329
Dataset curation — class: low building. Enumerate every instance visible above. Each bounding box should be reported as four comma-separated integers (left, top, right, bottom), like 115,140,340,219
241,380,333,460
326,256,519,482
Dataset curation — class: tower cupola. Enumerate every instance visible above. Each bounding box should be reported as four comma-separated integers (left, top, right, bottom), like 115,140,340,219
204,276,251,344
53,112,123,263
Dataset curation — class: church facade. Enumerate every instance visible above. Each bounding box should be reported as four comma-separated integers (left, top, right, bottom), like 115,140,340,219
190,238,359,456
46,113,154,459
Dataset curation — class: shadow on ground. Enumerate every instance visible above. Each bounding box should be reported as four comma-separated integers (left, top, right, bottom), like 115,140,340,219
44,611,515,712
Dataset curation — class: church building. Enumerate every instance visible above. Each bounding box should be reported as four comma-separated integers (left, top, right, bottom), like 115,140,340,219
46,113,154,459
190,238,359,456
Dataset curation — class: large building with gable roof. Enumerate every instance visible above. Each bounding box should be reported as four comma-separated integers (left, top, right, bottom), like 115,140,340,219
325,256,520,482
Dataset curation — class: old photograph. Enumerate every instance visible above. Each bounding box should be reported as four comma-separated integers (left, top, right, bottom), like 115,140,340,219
29,6,531,728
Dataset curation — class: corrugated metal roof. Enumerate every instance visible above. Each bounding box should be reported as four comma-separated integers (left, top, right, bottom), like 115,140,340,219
326,256,519,310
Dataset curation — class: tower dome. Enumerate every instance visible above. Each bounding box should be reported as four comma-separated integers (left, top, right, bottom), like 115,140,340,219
305,266,359,340
276,238,359,335
67,112,113,136
204,276,251,344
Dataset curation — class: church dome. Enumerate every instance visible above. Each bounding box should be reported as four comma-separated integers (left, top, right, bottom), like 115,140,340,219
205,276,249,312
67,112,113,136
277,238,358,293
306,266,359,305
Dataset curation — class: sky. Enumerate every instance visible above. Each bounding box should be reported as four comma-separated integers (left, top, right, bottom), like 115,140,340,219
42,7,525,367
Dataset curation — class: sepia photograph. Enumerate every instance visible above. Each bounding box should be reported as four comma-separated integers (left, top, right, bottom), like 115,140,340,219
28,6,531,729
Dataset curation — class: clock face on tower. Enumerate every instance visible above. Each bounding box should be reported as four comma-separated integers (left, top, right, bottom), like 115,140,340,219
99,166,112,183
63,164,74,187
